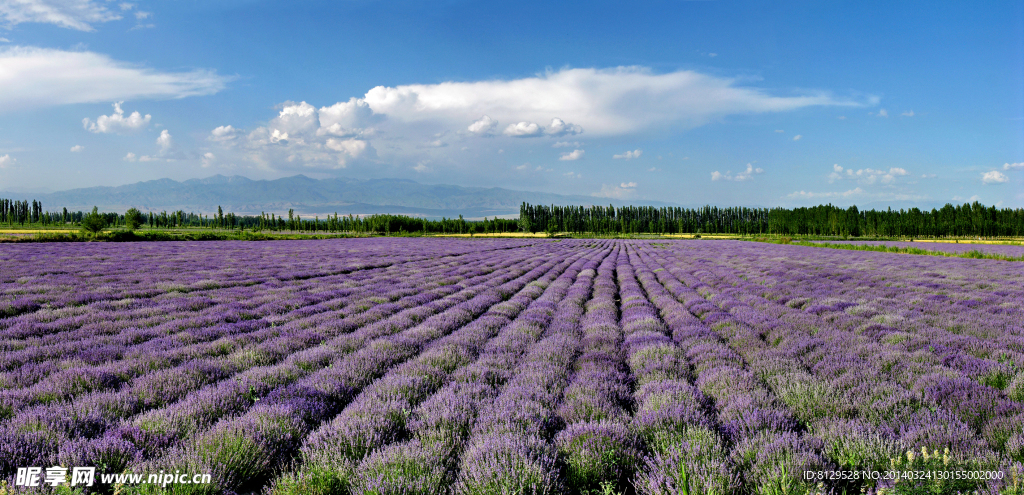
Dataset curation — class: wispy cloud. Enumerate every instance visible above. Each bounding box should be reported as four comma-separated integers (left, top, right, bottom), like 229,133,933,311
900,110,914,117
0,46,229,112
0,0,122,31
613,149,642,160
792,134,802,141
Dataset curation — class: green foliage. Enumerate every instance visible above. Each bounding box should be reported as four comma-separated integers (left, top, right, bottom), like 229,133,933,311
80,206,107,234
125,207,144,231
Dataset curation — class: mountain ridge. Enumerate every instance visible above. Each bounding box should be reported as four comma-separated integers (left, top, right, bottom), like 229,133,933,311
1,175,679,219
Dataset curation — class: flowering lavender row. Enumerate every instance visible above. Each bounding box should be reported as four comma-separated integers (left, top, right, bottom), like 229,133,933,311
0,241,552,478
810,239,1024,257
128,243,602,494
2,237,1022,493
635,240,1024,492
271,244,610,494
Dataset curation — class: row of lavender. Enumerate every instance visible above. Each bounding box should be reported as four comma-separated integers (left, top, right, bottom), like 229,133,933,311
1,238,1022,494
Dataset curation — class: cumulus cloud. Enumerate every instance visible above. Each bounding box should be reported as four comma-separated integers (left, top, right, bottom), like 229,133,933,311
467,115,497,135
1003,162,1024,171
325,138,368,158
122,152,136,162
0,154,14,168
901,110,914,117
613,149,642,160
545,118,582,137
829,164,909,185
620,182,637,188
156,129,172,152
876,108,888,117
318,98,379,137
82,101,150,133
209,125,238,142
70,145,84,152
201,152,215,168
0,0,122,31
362,66,863,137
711,163,763,181
0,47,229,113
413,162,430,173
982,170,1009,184
559,149,584,161
792,134,802,141
503,121,543,137
564,171,582,179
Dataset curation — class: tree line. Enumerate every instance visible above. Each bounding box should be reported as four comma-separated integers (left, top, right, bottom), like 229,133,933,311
5,196,1023,237
518,201,1024,237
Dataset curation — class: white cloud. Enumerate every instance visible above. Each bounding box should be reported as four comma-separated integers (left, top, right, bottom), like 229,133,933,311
711,163,763,181
69,145,84,152
134,10,150,20
982,170,1009,184
413,162,430,173
318,98,379,137
138,154,159,162
553,141,582,148
545,118,582,137
788,187,865,199
156,129,172,152
467,115,497,135
564,171,582,179
593,183,637,199
209,125,238,142
901,110,914,117
613,149,642,160
118,3,134,10
0,37,10,42
837,116,846,120
82,101,150,133
877,108,888,117
0,47,228,112
1003,162,1024,171
620,181,637,188
647,167,660,172
122,152,136,162
559,149,584,161
362,66,863,137
829,164,909,185
503,121,543,137
708,53,717,58
0,0,122,31
792,134,802,141
515,163,529,170
0,154,14,168
325,138,368,158
201,152,215,168
775,129,784,133
953,195,981,202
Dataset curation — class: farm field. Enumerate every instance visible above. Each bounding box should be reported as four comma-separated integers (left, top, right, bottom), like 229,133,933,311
1,238,1022,494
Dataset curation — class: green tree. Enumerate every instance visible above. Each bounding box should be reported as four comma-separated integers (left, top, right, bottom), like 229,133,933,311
124,208,144,231
80,206,107,234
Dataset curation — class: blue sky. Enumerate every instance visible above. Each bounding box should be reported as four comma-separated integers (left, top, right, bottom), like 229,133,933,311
0,0,1021,208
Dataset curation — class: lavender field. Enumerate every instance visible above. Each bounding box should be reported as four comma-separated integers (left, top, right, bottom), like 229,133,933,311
1,238,1023,494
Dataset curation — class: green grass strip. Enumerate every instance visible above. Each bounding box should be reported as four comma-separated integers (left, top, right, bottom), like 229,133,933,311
749,238,1024,262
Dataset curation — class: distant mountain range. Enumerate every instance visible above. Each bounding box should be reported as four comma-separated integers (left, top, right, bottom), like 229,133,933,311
1,175,677,219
